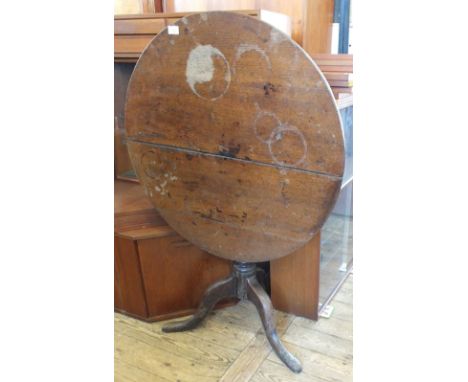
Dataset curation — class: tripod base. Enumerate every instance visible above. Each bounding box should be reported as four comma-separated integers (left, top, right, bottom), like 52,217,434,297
162,262,302,373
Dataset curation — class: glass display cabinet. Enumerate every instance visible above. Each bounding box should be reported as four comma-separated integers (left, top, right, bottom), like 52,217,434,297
319,103,353,313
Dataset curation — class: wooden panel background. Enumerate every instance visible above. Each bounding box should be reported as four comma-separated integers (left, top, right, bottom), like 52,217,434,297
164,0,304,45
270,232,321,320
163,0,334,53
302,0,335,54
114,10,260,61
115,0,163,14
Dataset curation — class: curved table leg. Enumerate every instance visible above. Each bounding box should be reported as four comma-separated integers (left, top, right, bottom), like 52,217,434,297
246,276,303,373
162,275,237,333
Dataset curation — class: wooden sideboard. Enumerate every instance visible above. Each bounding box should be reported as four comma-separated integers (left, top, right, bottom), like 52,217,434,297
115,180,234,321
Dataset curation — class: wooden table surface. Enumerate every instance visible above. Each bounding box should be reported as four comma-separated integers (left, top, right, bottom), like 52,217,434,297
125,11,344,262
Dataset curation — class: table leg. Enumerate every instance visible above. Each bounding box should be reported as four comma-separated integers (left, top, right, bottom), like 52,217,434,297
162,274,237,332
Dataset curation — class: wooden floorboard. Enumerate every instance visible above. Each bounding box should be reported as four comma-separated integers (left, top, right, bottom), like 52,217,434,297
114,274,353,381
219,310,294,382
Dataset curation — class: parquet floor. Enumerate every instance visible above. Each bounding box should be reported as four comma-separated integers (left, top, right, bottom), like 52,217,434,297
115,274,353,382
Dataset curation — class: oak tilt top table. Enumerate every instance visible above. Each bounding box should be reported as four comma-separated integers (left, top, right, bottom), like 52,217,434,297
125,11,344,373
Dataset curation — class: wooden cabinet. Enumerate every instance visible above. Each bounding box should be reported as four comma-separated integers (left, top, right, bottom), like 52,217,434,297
115,180,232,321
271,233,321,320
115,233,233,321
137,236,231,319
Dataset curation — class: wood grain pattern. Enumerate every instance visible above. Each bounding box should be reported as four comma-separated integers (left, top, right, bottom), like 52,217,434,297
114,236,149,318
114,12,353,109
115,35,155,54
115,332,226,381
115,18,166,35
265,342,352,381
125,11,344,263
125,12,344,175
128,141,340,261
219,310,294,381
270,232,321,319
114,180,165,232
302,0,335,54
282,322,352,362
137,235,232,317
164,0,332,50
115,314,239,370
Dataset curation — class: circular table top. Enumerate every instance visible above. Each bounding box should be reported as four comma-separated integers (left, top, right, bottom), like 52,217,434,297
125,11,345,262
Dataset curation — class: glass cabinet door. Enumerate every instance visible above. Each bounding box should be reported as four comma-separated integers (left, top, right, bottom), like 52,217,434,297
319,105,353,309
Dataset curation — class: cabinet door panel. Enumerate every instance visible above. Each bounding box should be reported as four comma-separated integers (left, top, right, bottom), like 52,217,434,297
138,235,232,318
115,236,148,317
